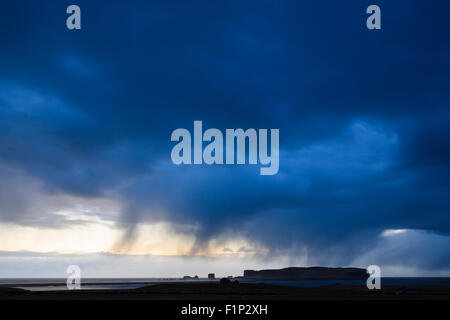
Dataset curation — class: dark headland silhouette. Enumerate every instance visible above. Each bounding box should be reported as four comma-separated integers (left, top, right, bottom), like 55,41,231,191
243,267,368,280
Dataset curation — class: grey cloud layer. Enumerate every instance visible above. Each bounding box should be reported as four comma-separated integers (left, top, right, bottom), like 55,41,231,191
0,0,450,271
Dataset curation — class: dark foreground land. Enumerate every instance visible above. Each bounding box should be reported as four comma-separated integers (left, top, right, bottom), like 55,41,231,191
1,283,450,300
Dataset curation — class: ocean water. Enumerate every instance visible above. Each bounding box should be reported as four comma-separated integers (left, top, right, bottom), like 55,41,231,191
245,277,450,288
1,277,450,291
14,284,148,291
0,278,215,291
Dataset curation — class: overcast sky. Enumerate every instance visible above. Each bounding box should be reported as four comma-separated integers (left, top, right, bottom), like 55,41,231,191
1,0,450,277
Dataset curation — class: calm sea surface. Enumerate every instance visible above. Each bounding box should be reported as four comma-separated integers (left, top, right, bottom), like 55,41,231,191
0,278,213,291
243,277,450,287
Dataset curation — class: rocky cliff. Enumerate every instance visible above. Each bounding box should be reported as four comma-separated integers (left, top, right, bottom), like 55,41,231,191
243,267,368,280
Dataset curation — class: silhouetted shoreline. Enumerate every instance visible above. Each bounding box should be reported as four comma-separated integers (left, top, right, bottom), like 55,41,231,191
1,282,450,300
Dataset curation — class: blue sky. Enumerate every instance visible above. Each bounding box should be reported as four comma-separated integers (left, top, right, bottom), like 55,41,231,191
1,0,450,277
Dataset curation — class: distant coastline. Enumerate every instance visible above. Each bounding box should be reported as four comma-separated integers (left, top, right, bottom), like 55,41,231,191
241,267,368,280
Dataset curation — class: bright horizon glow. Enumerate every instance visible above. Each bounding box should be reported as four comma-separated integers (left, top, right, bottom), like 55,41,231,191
381,229,409,237
0,220,260,256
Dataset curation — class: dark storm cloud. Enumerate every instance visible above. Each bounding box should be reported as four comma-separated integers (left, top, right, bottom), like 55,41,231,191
1,0,450,270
